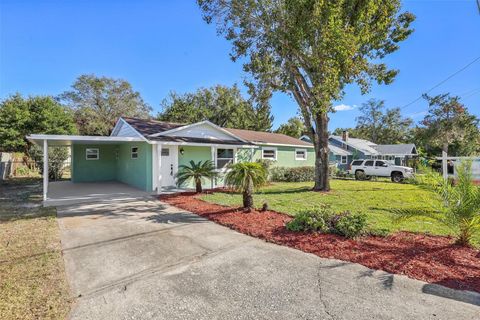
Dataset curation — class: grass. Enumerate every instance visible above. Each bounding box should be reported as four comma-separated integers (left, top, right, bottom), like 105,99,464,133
200,179,476,242
0,178,71,320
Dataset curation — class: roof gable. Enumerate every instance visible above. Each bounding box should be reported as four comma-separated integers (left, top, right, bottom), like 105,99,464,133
122,117,184,137
155,121,245,142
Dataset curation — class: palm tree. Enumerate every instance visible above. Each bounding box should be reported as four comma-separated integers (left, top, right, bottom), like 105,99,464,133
176,160,217,193
224,162,268,211
394,161,480,246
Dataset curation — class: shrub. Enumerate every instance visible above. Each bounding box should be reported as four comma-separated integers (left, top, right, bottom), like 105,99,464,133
286,205,368,238
269,166,315,182
332,212,368,238
286,205,333,232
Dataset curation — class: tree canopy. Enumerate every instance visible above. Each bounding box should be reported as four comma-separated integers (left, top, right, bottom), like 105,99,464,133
414,93,480,156
0,94,77,153
355,99,412,144
275,117,305,138
60,74,151,135
198,0,415,190
157,84,273,131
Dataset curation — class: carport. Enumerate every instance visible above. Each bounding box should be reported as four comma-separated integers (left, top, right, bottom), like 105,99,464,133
27,134,152,205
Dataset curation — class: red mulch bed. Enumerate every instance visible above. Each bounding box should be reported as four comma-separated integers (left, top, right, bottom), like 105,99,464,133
159,192,480,294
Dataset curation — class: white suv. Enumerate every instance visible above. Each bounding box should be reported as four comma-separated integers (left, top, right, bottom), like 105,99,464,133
348,159,414,183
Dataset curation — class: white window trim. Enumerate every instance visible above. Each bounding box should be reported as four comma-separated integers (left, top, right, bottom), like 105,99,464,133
262,147,277,160
86,148,99,160
295,148,307,161
341,155,347,164
216,148,235,169
131,146,139,159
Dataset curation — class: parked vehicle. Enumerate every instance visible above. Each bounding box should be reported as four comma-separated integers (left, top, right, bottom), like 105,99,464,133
348,159,414,182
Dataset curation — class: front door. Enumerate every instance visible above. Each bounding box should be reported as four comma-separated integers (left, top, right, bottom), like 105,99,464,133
160,146,176,188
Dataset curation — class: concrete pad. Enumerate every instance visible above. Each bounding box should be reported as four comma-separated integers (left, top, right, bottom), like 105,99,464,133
45,181,152,207
57,199,480,320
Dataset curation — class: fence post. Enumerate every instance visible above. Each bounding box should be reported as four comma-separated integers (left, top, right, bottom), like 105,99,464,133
43,140,49,201
442,150,448,180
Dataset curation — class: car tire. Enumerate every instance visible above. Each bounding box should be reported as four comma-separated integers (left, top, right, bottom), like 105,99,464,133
355,170,365,180
391,172,403,183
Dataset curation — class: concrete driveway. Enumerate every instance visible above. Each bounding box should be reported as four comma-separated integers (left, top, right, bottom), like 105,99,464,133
57,198,479,320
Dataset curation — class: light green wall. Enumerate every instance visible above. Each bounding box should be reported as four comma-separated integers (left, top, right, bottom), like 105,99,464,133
72,144,117,182
116,142,152,192
71,142,153,192
178,146,214,188
240,145,315,167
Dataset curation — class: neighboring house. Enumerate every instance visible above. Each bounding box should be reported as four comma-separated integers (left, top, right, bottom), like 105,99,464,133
27,117,314,200
301,131,418,170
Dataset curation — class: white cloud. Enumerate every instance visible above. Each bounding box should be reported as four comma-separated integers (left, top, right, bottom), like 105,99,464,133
333,104,355,111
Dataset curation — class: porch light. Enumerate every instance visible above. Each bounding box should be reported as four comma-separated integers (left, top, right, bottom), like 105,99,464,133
180,147,184,155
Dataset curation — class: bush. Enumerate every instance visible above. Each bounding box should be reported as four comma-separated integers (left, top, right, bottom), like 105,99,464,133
30,145,69,181
269,166,315,182
332,212,368,238
286,205,333,232
286,205,368,239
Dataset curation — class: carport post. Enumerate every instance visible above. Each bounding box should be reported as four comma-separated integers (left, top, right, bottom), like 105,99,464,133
43,139,49,201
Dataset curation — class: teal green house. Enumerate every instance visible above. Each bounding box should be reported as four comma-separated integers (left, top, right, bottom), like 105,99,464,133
28,117,314,202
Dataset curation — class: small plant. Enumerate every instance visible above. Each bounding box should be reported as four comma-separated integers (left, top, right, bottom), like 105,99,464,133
332,212,368,238
394,160,480,247
224,162,268,211
286,205,333,232
176,160,218,193
286,205,368,238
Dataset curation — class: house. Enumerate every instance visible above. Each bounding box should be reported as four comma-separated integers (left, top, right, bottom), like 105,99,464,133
301,131,418,170
27,117,314,202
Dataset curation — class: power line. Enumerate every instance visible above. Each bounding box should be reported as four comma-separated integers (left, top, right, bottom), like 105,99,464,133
400,55,480,110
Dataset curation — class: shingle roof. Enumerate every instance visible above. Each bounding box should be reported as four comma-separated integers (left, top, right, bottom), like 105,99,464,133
123,117,184,136
328,144,352,156
225,128,313,147
122,117,313,147
148,135,254,145
330,135,379,155
373,144,417,155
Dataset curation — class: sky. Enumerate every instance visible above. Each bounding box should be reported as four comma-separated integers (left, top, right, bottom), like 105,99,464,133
1,0,479,131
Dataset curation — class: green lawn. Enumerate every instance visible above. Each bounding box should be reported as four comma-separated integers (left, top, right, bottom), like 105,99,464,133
201,179,467,240
0,178,71,320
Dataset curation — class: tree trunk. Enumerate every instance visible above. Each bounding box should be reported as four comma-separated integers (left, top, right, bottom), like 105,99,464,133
195,178,202,193
442,142,449,156
242,176,254,211
313,113,330,191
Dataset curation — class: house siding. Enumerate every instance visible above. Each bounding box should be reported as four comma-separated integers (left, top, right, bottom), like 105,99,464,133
71,142,152,192
177,146,214,189
116,142,152,192
72,144,118,182
247,145,315,167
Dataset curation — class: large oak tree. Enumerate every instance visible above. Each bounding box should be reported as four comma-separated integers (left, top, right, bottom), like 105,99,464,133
198,0,414,190
158,84,273,131
60,74,151,135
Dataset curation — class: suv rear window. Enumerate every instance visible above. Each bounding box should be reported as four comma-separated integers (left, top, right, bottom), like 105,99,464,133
364,160,374,166
351,160,363,166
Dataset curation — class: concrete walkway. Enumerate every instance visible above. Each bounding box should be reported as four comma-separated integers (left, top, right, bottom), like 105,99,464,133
57,198,480,320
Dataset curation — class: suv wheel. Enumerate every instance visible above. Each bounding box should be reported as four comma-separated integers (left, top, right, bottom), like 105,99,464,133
391,172,403,183
355,170,366,180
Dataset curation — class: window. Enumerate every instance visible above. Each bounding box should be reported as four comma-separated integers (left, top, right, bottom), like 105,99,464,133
86,148,99,160
341,156,348,164
364,160,374,166
295,149,307,160
216,148,234,169
375,160,388,167
351,160,363,166
131,146,139,159
161,148,169,156
262,147,277,160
